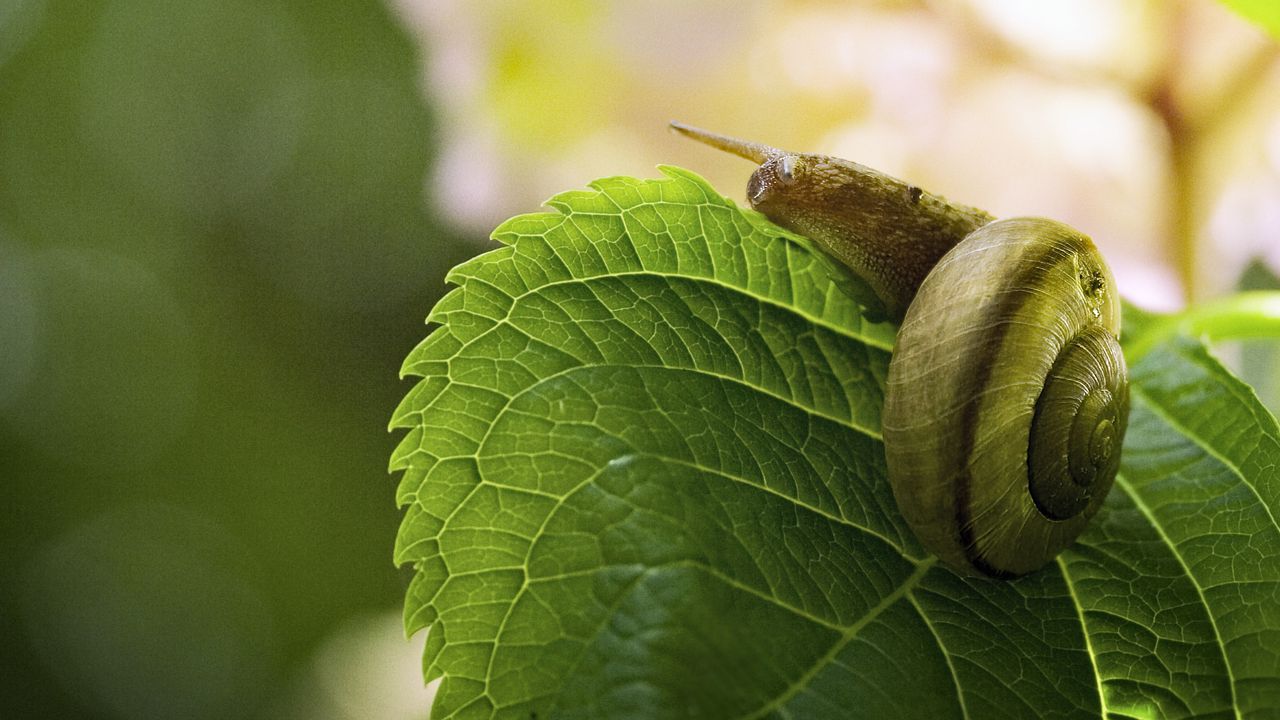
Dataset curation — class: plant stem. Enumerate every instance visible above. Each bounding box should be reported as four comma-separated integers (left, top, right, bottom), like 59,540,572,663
1126,291,1280,362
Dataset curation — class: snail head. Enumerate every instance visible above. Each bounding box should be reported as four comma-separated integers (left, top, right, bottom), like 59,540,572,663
670,121,993,321
669,121,829,215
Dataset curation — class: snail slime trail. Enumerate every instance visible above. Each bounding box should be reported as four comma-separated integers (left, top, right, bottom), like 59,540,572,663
673,122,1129,578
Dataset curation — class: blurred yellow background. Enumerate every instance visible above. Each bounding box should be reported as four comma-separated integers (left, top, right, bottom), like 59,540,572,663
0,1,1276,719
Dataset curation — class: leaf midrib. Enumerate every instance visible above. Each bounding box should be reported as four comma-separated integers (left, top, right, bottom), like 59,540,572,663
1116,473,1241,720
745,559,938,719
1055,556,1107,718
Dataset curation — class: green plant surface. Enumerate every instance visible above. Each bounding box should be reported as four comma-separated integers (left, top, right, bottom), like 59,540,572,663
1218,0,1280,38
1126,291,1280,364
391,167,1280,719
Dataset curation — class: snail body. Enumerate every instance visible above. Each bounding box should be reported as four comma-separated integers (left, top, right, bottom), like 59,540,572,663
673,122,1129,578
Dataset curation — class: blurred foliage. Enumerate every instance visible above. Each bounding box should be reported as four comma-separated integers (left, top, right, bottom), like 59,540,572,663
1220,0,1280,37
401,0,1280,318
0,1,466,718
1238,260,1280,413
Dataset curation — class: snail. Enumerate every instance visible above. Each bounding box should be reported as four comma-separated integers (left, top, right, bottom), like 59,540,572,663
672,122,1128,578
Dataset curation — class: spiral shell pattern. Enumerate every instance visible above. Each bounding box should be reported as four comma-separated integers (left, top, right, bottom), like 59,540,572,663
883,218,1128,577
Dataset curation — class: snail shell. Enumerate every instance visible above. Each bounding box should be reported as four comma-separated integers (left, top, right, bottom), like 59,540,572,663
883,218,1127,577
673,122,1129,577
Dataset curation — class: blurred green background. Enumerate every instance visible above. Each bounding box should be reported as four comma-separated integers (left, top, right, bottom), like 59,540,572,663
0,0,467,717
1,1,1277,719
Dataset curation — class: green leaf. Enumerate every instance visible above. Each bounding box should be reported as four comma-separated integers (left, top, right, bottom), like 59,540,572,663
392,167,1280,718
1217,0,1280,38
1125,292,1280,364
1064,335,1280,718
